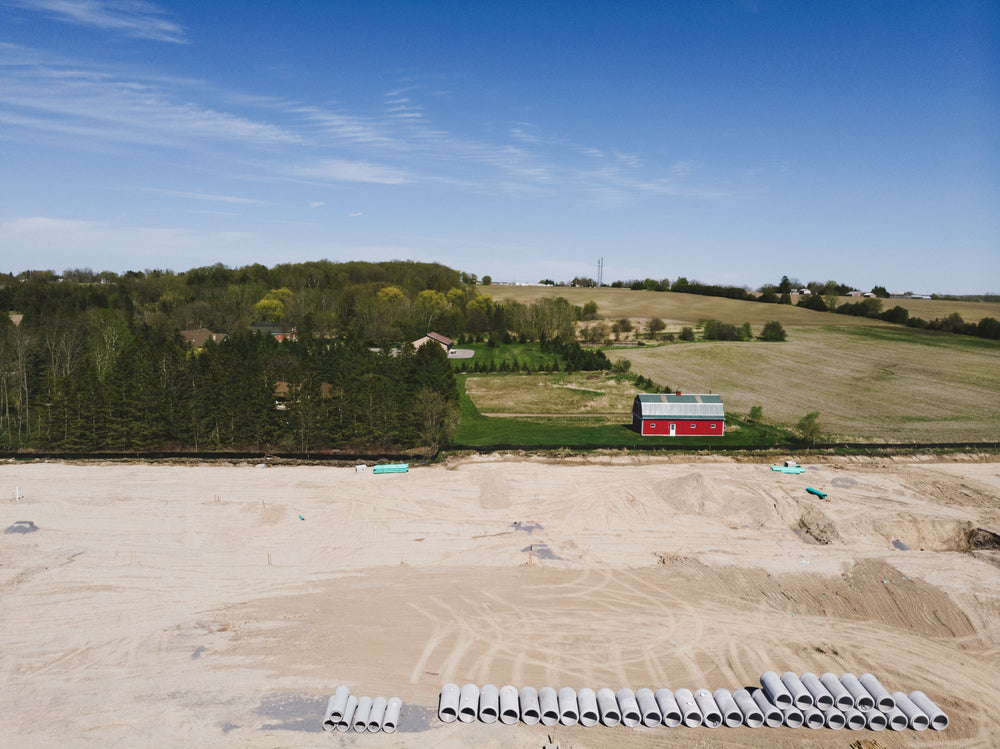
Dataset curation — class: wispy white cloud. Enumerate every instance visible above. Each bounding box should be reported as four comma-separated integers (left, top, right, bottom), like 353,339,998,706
287,159,410,185
136,187,268,204
0,44,732,206
309,201,324,208
9,0,187,43
0,46,302,149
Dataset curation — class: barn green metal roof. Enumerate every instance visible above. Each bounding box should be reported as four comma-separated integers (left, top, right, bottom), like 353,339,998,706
634,393,724,418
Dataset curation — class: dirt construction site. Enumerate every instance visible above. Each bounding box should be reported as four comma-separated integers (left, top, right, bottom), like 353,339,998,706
2,454,999,747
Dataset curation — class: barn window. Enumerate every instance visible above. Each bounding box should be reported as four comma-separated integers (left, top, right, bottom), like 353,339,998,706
649,423,655,428
711,423,717,429
690,423,696,429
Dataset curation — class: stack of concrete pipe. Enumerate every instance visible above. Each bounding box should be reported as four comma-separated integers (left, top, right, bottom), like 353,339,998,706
321,685,402,733
436,673,948,732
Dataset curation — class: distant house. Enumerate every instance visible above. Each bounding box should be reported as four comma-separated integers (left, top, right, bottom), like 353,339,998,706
251,322,297,342
179,327,226,348
413,332,453,352
846,291,863,297
632,393,725,436
796,288,811,295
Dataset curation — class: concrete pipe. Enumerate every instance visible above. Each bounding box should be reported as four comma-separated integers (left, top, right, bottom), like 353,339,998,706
839,673,875,711
322,695,338,731
596,687,621,727
459,683,480,723
577,688,599,727
693,688,722,728
713,689,743,728
780,706,804,728
820,672,854,710
800,672,834,710
324,685,351,730
654,688,682,728
732,688,764,728
750,688,783,728
760,671,793,708
616,688,642,727
479,684,499,724
635,688,661,727
368,696,387,732
558,687,579,726
518,686,540,726
892,691,929,731
866,708,887,731
802,706,824,729
499,685,520,725
439,683,460,723
383,697,402,734
859,673,895,712
337,695,358,733
823,707,845,729
673,688,702,728
538,687,559,726
780,672,813,709
842,706,866,730
886,706,908,731
908,691,948,730
353,696,373,732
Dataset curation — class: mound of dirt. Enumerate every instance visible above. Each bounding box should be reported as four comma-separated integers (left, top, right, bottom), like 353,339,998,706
797,504,841,545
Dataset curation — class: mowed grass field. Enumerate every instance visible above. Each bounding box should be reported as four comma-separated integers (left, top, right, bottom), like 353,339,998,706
606,326,1000,443
487,285,1000,329
464,372,637,415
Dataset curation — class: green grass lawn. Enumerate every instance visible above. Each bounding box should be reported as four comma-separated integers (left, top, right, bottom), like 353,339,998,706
452,341,564,370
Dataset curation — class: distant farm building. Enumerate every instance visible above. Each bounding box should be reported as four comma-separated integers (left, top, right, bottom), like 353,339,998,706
413,332,453,352
632,393,725,436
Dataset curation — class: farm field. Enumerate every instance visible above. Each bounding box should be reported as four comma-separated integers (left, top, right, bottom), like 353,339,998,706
605,325,1000,443
3,457,999,747
487,285,1000,329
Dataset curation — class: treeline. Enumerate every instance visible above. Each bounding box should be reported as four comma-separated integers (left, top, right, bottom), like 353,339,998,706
797,296,1000,340
0,261,591,346
0,314,458,452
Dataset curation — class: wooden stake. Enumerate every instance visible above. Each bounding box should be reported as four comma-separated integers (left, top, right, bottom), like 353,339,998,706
266,552,272,566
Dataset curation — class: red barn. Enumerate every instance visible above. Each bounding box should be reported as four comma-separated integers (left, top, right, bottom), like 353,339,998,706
633,393,725,436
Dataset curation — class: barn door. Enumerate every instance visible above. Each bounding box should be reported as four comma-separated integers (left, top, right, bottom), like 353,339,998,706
669,423,676,436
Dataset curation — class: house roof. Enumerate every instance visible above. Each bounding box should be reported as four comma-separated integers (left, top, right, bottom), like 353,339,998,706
634,393,724,419
425,332,453,346
179,328,225,348
414,331,454,348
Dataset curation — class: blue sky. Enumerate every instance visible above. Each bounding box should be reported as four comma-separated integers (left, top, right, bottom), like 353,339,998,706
1,1,997,293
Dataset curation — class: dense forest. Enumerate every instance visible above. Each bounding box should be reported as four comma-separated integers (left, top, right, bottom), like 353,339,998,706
0,261,592,452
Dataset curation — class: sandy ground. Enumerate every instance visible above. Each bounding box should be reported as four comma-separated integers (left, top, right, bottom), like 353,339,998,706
1,454,999,748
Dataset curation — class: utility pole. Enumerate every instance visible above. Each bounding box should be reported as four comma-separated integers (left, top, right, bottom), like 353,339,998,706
597,257,603,287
